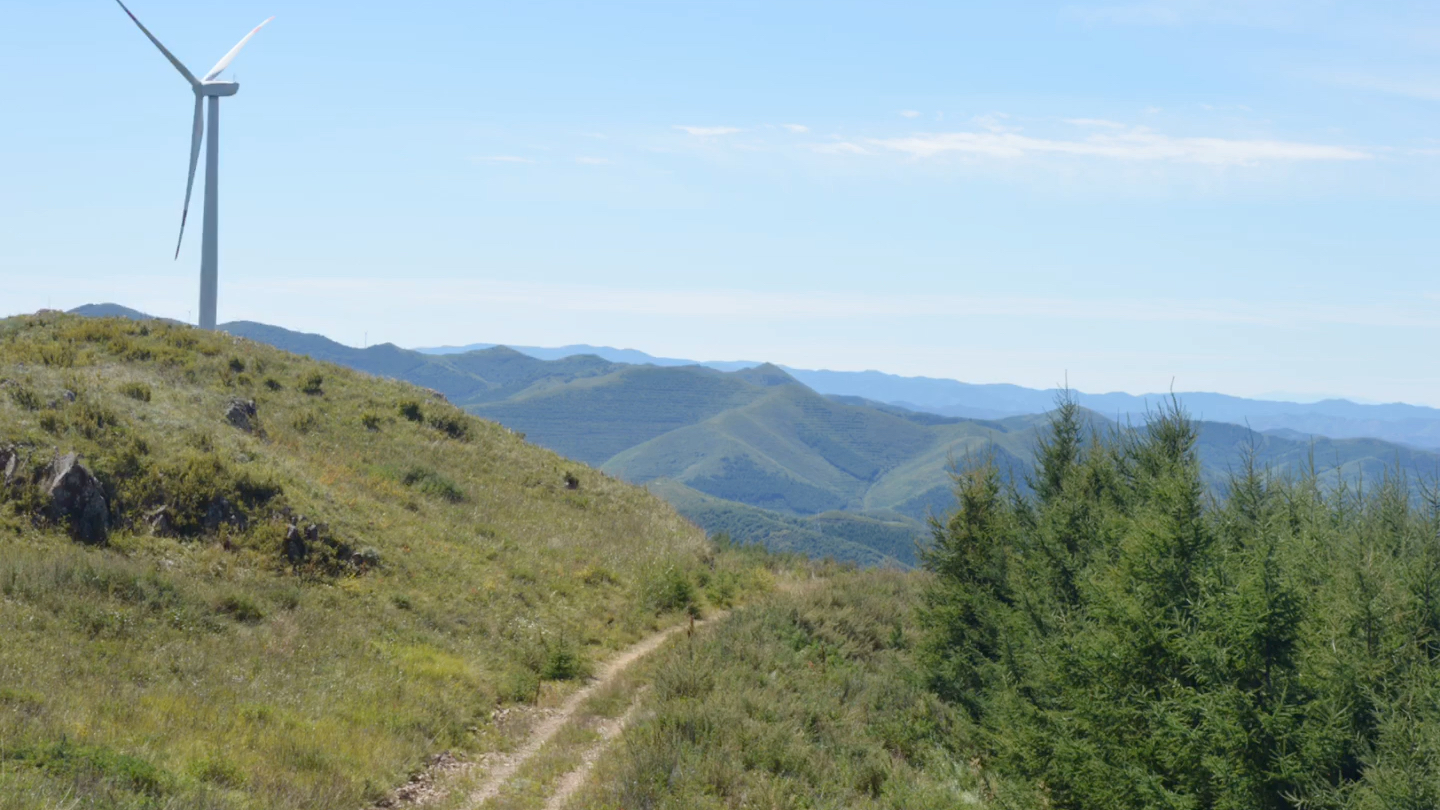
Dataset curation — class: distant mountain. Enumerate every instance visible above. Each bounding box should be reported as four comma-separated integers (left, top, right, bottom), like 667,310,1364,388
416,341,761,372
70,306,1440,566
416,337,1440,450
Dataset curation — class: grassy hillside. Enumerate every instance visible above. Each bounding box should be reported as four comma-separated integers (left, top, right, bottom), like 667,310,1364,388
568,570,980,809
0,313,776,810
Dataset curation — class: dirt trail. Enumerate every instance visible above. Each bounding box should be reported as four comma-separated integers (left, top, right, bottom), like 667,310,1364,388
539,692,644,810
465,614,722,808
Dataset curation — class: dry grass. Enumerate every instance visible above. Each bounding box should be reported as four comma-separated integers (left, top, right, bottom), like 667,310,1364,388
0,313,785,809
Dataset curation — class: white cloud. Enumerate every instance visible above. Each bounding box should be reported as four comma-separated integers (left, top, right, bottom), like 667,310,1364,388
867,126,1369,165
472,155,535,164
674,125,743,136
575,156,613,165
810,141,870,156
899,110,922,118
781,123,810,133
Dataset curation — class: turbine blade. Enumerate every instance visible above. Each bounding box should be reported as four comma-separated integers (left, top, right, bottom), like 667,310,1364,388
113,0,199,86
204,17,274,81
175,95,204,259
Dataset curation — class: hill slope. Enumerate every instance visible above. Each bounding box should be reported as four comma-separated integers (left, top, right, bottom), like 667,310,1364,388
0,313,768,810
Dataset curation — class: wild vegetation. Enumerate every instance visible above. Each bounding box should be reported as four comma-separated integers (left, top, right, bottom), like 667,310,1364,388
567,568,980,809
922,395,1440,808
0,313,779,810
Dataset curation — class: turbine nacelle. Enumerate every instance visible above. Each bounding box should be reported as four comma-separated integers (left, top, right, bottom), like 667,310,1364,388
198,82,239,97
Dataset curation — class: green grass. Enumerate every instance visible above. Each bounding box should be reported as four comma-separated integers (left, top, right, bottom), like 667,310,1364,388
568,570,984,810
0,313,778,810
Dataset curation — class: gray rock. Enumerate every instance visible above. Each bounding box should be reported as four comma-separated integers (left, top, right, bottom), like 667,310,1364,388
146,505,174,537
203,497,247,533
224,398,258,432
60,390,76,403
283,523,307,562
45,452,108,543
0,445,23,487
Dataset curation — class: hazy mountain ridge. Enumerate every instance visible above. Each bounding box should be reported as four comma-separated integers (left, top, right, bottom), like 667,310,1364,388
71,307,1440,566
416,335,1440,450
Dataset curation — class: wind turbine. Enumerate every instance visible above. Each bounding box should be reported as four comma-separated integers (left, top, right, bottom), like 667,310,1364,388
113,1,273,330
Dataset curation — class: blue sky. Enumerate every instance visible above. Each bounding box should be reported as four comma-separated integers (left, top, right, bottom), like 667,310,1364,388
3,1,1439,403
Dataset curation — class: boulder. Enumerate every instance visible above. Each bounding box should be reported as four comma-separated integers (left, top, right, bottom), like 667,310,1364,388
283,523,307,562
45,452,108,543
146,505,174,537
0,445,23,487
203,497,247,533
224,398,258,432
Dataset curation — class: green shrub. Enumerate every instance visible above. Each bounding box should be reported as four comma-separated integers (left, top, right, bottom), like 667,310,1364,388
263,377,283,391
398,400,423,422
188,755,247,788
360,412,382,431
227,357,246,373
217,594,265,623
300,372,324,395
7,384,41,410
118,381,151,402
8,739,171,797
400,466,464,503
540,636,587,681
427,411,469,440
642,566,696,614
292,411,320,434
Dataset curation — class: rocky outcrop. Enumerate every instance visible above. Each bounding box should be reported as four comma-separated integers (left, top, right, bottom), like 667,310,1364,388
224,398,258,432
44,452,108,543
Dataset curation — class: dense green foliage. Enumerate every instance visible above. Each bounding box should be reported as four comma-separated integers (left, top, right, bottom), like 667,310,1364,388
921,395,1440,809
0,313,777,810
571,570,981,809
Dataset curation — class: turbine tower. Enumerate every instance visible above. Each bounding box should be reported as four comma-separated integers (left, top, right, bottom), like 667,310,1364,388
114,1,273,330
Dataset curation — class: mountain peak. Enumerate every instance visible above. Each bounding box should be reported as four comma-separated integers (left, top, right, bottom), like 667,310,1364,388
732,363,798,387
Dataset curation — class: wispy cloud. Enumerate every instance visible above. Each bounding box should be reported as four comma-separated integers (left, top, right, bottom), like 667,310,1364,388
472,155,535,164
674,125,743,136
899,110,922,118
781,123,810,133
866,126,1369,165
810,141,871,156
575,156,613,165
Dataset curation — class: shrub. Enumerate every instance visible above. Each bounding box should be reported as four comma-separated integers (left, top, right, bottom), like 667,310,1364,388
263,377,283,391
9,739,171,797
7,384,41,411
292,411,320,434
227,357,246,373
119,381,152,402
217,594,265,623
300,372,324,395
642,566,696,614
540,636,587,681
398,400,424,422
427,411,469,440
400,466,464,503
361,412,382,431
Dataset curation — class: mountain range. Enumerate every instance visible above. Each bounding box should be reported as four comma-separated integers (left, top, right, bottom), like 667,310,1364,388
416,339,1440,449
71,305,1440,566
